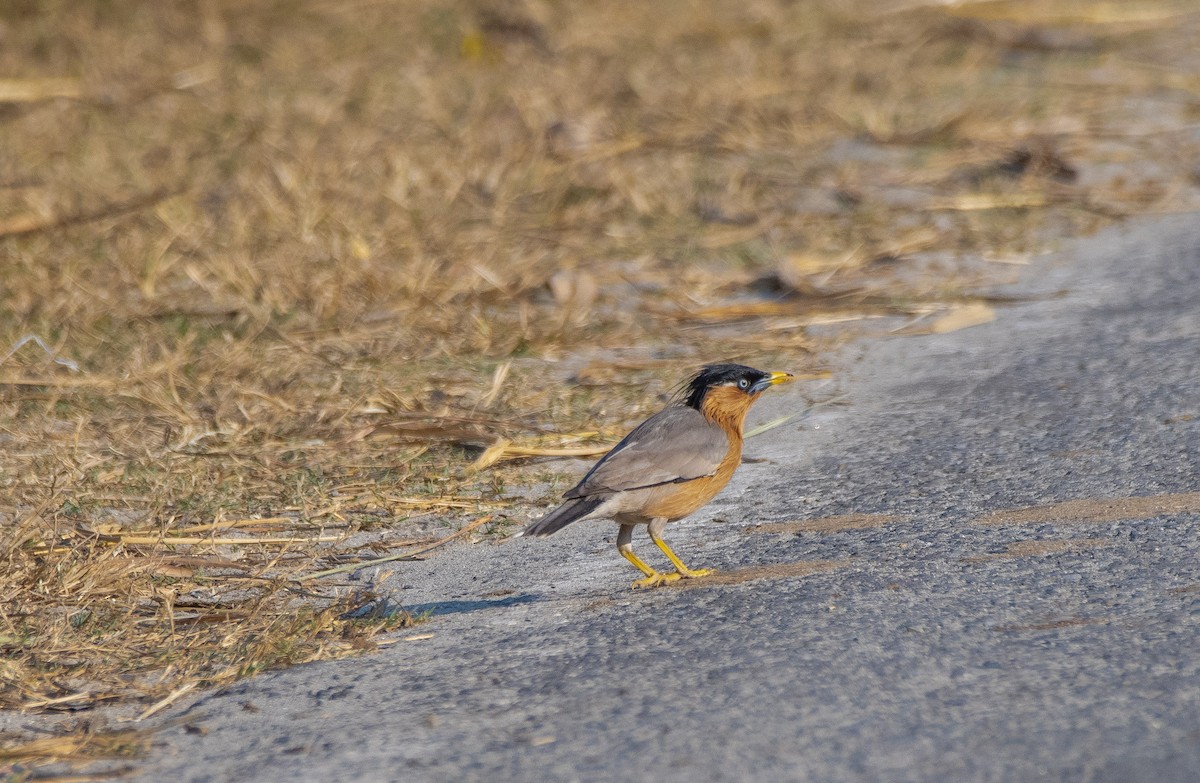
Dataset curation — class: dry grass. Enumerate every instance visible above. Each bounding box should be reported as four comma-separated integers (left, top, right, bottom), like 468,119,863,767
1,0,1198,767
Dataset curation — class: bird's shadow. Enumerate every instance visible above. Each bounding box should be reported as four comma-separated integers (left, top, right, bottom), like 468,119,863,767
405,593,542,617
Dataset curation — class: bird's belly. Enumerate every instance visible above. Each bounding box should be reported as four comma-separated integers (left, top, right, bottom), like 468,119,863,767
639,476,731,520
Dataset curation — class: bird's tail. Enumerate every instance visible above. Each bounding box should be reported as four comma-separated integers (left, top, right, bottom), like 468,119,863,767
521,495,604,537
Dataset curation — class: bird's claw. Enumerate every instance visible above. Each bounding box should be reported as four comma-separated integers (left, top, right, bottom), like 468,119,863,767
631,572,682,590
630,567,713,588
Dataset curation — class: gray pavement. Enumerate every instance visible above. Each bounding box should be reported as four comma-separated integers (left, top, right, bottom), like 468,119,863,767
136,215,1200,782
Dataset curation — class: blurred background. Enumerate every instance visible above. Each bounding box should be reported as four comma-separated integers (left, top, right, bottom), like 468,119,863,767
2,0,1199,737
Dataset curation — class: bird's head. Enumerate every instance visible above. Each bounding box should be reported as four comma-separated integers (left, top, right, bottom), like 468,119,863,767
681,363,793,411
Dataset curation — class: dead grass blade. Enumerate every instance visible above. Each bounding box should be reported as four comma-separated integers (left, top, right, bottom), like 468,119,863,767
743,414,797,439
477,360,512,409
0,76,83,103
896,302,997,335
134,681,197,722
930,192,1052,211
162,517,296,534
92,517,294,536
378,495,495,510
354,414,535,446
938,0,1196,25
697,224,768,250
0,186,180,238
744,392,848,439
671,301,822,322
106,534,341,546
297,515,494,582
0,375,121,388
0,726,151,763
470,438,612,472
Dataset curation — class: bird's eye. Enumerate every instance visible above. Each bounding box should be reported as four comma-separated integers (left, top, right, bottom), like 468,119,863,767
738,378,750,390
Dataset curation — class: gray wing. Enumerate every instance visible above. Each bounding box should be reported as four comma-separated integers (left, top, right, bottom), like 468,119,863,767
564,404,728,498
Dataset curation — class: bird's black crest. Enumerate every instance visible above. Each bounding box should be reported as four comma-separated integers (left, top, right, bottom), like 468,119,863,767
681,363,768,410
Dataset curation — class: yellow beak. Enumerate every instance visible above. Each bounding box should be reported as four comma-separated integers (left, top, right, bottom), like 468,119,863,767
750,371,794,393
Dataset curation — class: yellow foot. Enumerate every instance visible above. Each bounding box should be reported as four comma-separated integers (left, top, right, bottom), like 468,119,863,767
631,572,682,590
675,567,713,579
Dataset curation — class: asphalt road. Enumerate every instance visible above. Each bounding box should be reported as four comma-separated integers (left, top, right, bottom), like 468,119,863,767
137,216,1200,782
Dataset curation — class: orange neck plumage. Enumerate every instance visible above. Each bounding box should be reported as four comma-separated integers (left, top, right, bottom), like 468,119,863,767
699,386,756,441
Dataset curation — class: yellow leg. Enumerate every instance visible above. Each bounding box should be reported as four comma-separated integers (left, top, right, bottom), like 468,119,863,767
617,523,680,589
648,519,712,579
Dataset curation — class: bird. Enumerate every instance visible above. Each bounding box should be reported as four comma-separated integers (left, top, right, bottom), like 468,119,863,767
522,363,793,588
